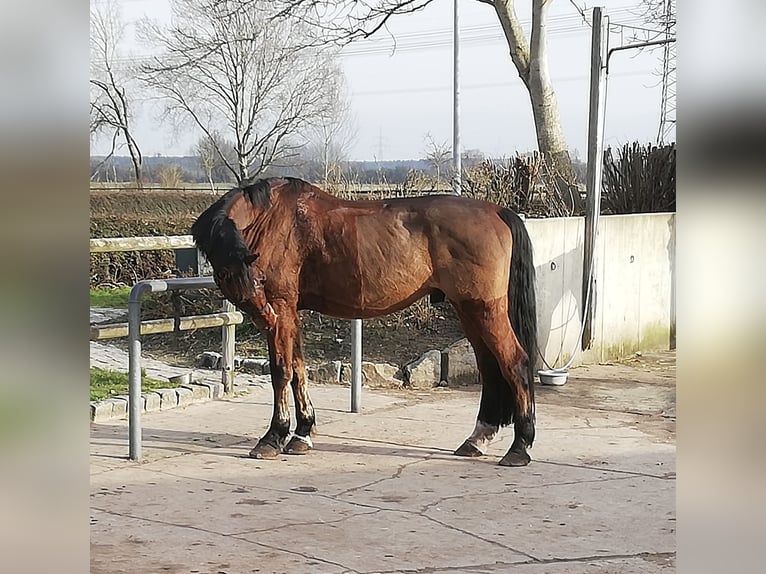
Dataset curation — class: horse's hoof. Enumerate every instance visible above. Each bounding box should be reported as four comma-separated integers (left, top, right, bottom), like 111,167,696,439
284,436,313,455
498,449,531,467
454,440,484,458
248,441,281,459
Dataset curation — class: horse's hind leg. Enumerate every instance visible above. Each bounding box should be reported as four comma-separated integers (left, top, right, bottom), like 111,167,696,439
453,300,535,466
453,335,504,457
482,319,535,467
249,301,298,459
284,332,316,455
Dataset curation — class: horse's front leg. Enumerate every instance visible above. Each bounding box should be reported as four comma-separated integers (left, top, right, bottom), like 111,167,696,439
249,301,298,459
284,332,316,455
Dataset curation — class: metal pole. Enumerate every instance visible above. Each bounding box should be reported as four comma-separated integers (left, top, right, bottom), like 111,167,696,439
221,299,236,394
582,6,608,350
452,0,461,195
127,285,150,461
350,318,362,412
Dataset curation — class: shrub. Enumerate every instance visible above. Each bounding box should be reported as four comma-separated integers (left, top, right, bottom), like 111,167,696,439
601,142,676,214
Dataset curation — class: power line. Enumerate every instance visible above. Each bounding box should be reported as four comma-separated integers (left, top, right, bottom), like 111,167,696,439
339,9,644,57
351,69,657,97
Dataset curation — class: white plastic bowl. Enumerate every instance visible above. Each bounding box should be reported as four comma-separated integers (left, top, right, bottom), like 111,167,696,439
538,369,569,386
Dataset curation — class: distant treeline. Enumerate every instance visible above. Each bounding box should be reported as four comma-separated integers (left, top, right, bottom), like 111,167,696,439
90,154,587,187
91,155,439,186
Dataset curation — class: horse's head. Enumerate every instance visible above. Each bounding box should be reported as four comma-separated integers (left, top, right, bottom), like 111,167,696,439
213,253,277,331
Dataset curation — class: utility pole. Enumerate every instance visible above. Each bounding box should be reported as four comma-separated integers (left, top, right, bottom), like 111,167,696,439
580,8,676,351
452,0,461,195
582,6,608,350
657,0,676,143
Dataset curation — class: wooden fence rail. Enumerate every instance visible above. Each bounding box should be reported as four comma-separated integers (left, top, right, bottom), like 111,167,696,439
90,311,243,341
89,235,195,253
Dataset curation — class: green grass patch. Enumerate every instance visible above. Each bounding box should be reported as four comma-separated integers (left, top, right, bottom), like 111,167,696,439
90,367,169,402
90,286,131,308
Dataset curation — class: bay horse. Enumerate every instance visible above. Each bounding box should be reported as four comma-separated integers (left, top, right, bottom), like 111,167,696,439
192,177,537,466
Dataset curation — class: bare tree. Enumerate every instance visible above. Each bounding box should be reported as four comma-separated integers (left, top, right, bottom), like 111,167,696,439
256,0,577,177
303,68,357,183
90,0,143,187
423,133,452,184
195,131,236,191
138,0,343,184
632,0,676,38
462,148,486,168
196,135,218,192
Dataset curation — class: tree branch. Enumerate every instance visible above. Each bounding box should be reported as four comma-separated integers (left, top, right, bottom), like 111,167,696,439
493,0,531,87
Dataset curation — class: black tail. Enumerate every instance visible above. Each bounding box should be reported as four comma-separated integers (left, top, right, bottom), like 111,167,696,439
499,208,538,429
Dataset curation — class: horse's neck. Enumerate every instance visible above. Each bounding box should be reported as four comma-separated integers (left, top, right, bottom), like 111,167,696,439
227,194,259,230
239,194,306,258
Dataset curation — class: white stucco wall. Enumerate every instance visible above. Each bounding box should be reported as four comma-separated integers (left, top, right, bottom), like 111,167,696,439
526,212,676,367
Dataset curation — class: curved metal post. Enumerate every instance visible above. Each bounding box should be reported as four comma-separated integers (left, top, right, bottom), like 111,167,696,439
128,281,165,461
127,277,217,461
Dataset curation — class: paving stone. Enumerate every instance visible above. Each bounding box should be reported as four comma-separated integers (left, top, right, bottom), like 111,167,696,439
105,397,127,419
143,392,161,412
176,387,194,407
192,380,225,399
90,400,114,423
181,384,209,402
156,388,178,410
113,394,144,414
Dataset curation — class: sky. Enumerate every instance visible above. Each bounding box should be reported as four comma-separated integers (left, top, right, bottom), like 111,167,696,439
91,0,674,162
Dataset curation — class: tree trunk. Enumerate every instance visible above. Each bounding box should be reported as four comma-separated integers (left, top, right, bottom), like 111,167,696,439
238,156,249,184
125,134,143,190
527,1,570,169
492,0,580,210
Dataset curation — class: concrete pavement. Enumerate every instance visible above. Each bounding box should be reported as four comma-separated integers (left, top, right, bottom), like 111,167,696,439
90,353,676,573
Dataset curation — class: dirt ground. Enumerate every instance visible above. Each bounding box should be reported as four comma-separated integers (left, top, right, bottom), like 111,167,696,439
113,297,467,369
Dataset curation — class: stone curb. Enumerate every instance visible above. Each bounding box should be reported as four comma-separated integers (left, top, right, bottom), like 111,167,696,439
91,380,228,423
90,339,482,423
89,376,276,423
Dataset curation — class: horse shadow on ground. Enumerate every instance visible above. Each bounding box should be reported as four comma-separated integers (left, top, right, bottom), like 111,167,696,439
90,424,493,463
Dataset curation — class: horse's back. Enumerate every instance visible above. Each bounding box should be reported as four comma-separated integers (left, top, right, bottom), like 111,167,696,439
377,195,514,298
343,194,513,304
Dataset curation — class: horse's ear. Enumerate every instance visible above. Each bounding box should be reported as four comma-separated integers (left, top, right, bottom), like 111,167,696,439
243,253,259,265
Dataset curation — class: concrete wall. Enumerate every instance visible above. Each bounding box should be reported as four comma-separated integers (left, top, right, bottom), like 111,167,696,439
526,212,676,367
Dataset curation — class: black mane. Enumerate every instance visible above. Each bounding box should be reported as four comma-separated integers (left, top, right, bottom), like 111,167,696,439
240,177,278,210
191,178,283,266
